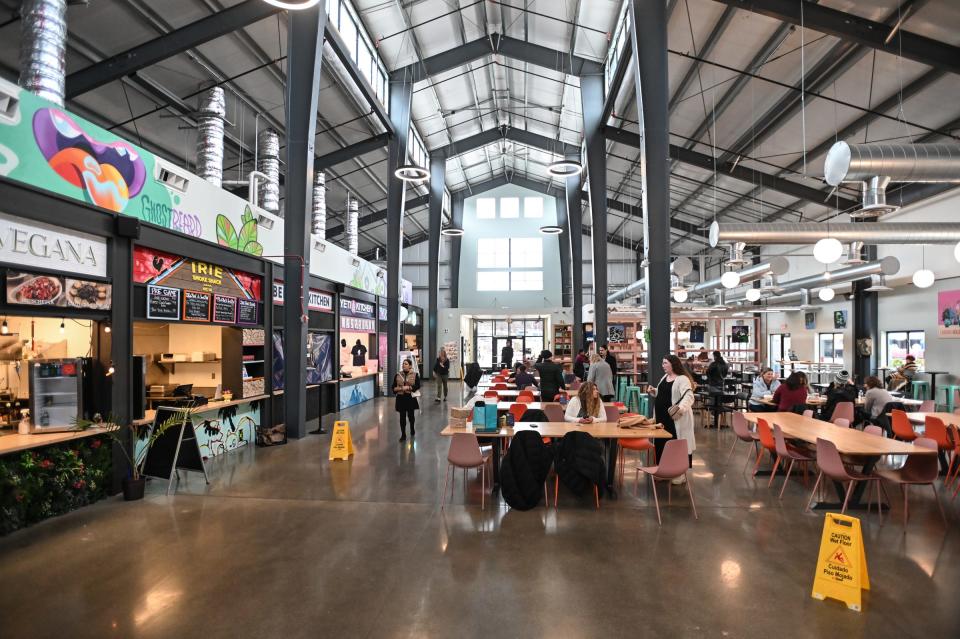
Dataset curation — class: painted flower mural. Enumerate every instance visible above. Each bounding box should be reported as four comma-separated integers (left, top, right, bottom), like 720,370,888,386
216,206,264,256
33,108,146,212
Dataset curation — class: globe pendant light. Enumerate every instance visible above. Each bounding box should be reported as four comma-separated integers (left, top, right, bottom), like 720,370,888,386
813,237,844,264
744,288,762,302
673,289,688,303
913,269,935,288
720,270,741,289
954,241,960,263
818,287,835,302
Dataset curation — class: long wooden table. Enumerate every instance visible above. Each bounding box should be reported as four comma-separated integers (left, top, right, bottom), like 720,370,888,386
744,412,934,510
441,420,671,496
904,411,958,426
486,389,540,399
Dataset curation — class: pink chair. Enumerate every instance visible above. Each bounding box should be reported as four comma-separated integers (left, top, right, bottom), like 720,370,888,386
770,424,815,499
603,405,620,423
802,409,814,418
833,418,850,429
442,433,493,510
543,404,564,422
635,439,698,526
876,438,946,528
807,438,886,514
863,425,884,437
830,401,854,426
727,412,759,471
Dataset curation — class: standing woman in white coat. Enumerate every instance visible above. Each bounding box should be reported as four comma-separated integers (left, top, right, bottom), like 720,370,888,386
648,354,696,479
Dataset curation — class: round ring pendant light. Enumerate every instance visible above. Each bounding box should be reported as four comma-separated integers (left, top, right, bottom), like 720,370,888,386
440,226,464,237
538,225,564,235
813,237,844,264
547,159,583,177
393,164,430,183
262,0,323,9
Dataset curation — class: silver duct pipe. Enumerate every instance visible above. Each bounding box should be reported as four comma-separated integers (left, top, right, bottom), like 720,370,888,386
257,128,280,214
825,142,960,185
708,221,960,246
346,196,359,256
607,256,693,303
18,0,67,106
687,257,789,296
311,171,326,239
726,257,900,303
196,87,226,187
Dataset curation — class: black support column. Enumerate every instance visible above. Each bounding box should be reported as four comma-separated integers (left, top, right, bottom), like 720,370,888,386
555,193,572,308
580,71,607,344
449,194,464,308
629,0,671,382
386,75,414,390
853,239,878,381
109,233,133,492
283,5,325,438
427,153,445,378
566,175,584,350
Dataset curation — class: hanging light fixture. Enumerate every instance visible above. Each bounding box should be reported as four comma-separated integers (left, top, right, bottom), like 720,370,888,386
440,226,464,237
262,0,323,9
1,318,6,335
547,159,583,177
103,323,111,334
745,288,762,302
673,289,689,303
818,287,836,302
538,225,564,235
106,360,116,376
954,240,960,263
813,237,844,264
393,164,429,183
59,319,65,334
913,245,935,288
720,270,741,289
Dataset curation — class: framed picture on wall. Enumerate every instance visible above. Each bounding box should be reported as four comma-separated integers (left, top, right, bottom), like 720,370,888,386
834,310,848,329
804,312,816,330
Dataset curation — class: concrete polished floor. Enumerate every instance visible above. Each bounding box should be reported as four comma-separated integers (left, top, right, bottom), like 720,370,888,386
2,382,958,638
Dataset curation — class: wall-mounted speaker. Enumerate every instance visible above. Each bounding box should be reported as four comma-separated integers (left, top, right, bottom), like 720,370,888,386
116,216,141,239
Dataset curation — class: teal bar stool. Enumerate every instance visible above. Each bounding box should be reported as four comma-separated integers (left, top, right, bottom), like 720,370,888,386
911,379,930,400
638,395,651,418
625,385,644,414
616,376,629,402
939,384,960,412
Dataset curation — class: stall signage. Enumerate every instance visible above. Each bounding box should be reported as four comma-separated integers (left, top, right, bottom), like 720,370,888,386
237,298,258,325
134,246,262,301
340,315,376,332
272,280,334,313
0,212,108,278
378,304,387,321
213,294,237,324
340,297,375,318
6,270,112,310
147,285,180,320
272,279,284,304
182,290,211,322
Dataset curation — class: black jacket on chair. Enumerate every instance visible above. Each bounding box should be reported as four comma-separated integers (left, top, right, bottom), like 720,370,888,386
500,430,553,510
464,362,483,389
555,431,605,498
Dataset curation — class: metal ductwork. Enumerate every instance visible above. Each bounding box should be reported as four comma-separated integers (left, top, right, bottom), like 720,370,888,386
346,196,359,256
727,257,900,304
257,128,280,214
709,221,960,246
607,256,693,304
311,171,326,239
844,241,865,264
18,0,67,106
687,257,789,296
726,242,749,266
196,87,226,187
824,142,960,217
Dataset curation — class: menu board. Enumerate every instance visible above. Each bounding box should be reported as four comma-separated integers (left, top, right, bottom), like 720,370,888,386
213,294,237,324
147,285,181,320
6,271,112,310
237,299,258,325
183,290,211,322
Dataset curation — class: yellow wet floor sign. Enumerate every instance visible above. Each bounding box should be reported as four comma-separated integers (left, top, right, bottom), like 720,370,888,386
329,421,355,461
812,513,869,611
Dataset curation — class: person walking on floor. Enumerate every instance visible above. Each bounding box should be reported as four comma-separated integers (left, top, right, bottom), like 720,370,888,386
598,344,617,375
535,350,566,402
393,359,421,442
706,350,728,389
573,349,587,381
501,343,514,368
649,354,696,482
586,352,615,402
433,348,450,402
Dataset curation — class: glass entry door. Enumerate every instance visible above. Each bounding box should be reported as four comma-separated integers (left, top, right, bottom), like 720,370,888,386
768,333,791,374
494,337,523,367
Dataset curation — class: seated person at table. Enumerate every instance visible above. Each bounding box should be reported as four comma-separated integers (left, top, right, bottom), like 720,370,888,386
748,368,780,412
513,364,539,391
697,347,710,362
886,354,918,392
706,351,729,389
564,381,607,424
820,370,857,421
772,372,809,412
861,375,895,424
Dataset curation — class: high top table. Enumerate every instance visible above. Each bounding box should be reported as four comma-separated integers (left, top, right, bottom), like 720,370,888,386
743,412,934,510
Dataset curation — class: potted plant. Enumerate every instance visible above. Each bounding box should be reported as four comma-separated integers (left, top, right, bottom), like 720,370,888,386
75,410,188,501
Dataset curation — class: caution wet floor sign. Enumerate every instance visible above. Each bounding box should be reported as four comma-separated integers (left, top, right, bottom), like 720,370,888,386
812,513,869,611
329,421,356,461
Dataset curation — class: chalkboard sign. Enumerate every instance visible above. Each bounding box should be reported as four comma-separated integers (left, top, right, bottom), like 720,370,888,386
141,407,208,494
183,290,211,322
213,294,237,324
237,298,258,325
147,285,180,320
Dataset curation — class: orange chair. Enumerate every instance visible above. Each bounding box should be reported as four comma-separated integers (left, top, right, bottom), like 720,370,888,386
618,438,655,486
492,383,509,391
517,392,535,403
924,415,952,472
891,409,917,442
483,390,500,401
945,424,960,488
508,403,527,423
752,418,778,476
500,368,510,375
493,376,506,382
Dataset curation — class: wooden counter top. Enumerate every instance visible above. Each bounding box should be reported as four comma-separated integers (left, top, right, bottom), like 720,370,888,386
0,427,109,456
133,394,269,426
340,371,379,383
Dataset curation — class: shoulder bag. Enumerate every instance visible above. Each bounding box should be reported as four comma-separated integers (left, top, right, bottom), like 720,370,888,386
667,388,691,419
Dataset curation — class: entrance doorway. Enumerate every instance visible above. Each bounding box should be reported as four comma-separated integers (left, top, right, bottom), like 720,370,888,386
768,333,791,374
473,318,546,368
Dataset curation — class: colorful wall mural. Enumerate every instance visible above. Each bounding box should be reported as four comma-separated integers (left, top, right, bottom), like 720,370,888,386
135,401,260,463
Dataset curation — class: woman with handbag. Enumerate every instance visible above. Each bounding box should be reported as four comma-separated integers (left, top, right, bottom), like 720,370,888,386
648,354,697,482
394,358,421,442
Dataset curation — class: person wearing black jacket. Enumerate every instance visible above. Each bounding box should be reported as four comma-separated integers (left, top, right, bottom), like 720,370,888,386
535,350,566,402
599,344,617,375
501,343,514,367
393,359,421,442
573,349,587,381
820,370,857,422
433,348,450,402
706,351,728,389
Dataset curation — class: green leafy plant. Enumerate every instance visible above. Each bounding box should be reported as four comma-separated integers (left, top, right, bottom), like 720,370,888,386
75,409,190,481
216,206,264,256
